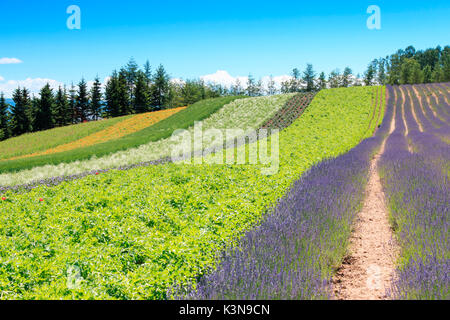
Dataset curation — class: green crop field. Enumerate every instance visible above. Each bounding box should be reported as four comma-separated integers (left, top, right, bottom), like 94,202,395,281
0,86,380,299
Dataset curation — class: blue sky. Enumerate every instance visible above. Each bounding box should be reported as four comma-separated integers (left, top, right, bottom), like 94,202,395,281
0,0,449,96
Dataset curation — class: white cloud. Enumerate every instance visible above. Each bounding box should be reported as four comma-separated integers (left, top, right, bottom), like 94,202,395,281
200,70,292,91
170,78,186,86
86,77,110,91
0,78,64,97
0,75,4,82
0,57,23,65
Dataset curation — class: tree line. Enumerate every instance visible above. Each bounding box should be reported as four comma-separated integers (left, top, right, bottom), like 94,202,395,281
1,45,449,141
0,59,224,141
363,45,450,85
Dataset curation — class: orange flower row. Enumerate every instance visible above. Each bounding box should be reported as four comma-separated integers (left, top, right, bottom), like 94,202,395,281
8,107,186,160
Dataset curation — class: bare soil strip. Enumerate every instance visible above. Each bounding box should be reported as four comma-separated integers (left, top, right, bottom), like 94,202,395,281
414,86,438,118
406,86,423,132
398,86,413,153
333,88,399,300
422,85,449,121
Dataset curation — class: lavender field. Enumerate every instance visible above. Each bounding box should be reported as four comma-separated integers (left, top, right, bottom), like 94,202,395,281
177,83,449,300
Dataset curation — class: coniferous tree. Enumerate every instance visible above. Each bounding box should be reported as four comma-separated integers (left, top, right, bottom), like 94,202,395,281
342,67,353,87
232,79,244,96
34,83,54,131
76,78,89,122
54,86,69,127
255,79,263,96
22,88,33,132
303,64,316,92
267,75,276,95
69,83,77,124
134,71,150,113
144,60,152,86
30,95,40,131
10,87,29,136
90,77,103,120
318,72,327,90
0,93,9,141
246,74,257,96
150,64,170,110
105,71,119,117
117,69,131,115
328,70,341,88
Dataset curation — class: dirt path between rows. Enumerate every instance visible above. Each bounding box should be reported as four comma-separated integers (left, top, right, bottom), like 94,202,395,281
413,86,438,119
333,90,399,300
406,87,423,132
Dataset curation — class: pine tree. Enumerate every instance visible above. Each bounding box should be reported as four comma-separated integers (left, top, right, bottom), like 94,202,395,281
267,75,276,95
105,71,120,117
232,79,244,96
76,79,89,122
342,67,353,87
22,88,33,133
90,77,103,120
117,69,131,115
54,86,69,127
246,74,257,97
0,93,10,141
318,72,327,89
34,83,54,131
302,64,316,92
134,71,150,113
10,87,29,136
144,60,152,86
150,64,170,110
69,83,77,124
328,70,341,88
255,79,263,96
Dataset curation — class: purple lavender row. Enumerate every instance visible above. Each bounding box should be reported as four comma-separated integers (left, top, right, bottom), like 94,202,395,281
411,85,447,130
422,84,450,122
405,85,450,148
172,88,395,300
380,84,449,300
403,85,450,167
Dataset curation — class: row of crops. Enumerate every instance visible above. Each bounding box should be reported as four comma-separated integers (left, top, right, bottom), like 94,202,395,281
379,83,449,299
0,86,380,299
0,96,242,175
0,95,294,187
7,107,186,161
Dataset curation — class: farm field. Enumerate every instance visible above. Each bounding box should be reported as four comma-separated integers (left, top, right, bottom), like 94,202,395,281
0,114,134,160
379,84,449,299
0,86,380,299
6,107,186,161
0,96,242,175
187,83,449,300
0,94,294,187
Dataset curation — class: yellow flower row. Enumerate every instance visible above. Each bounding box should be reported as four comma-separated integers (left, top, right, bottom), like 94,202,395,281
9,107,186,160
